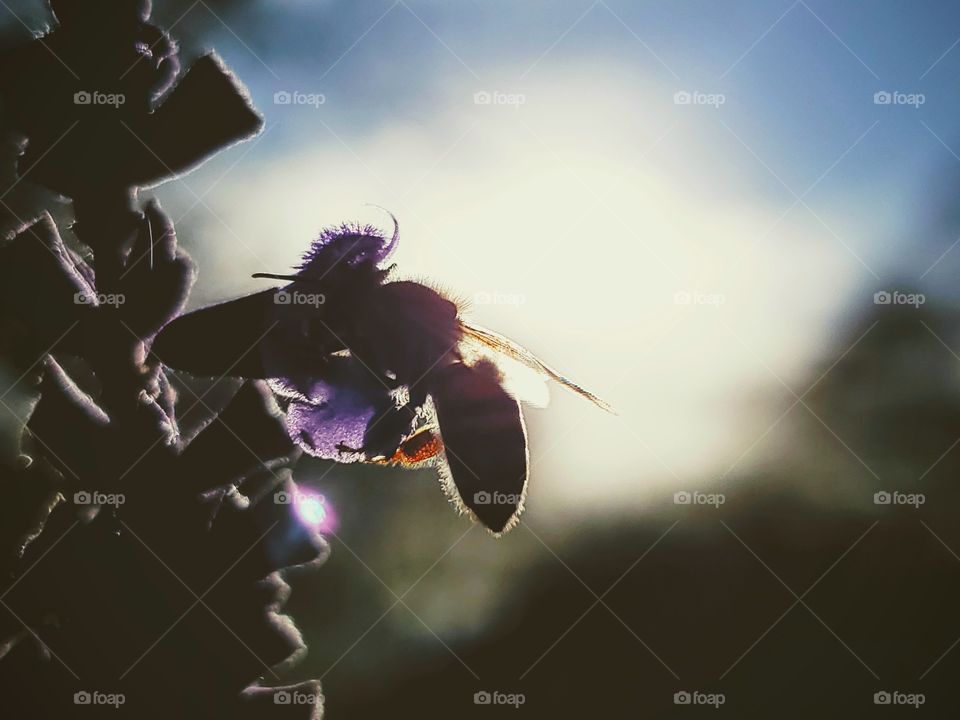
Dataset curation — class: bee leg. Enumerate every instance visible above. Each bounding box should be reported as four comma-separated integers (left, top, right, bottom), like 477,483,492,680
362,404,415,459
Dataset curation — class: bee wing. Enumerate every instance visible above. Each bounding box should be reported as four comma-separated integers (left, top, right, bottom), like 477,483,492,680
153,290,278,376
153,288,345,378
430,360,528,535
459,322,613,413
459,338,550,408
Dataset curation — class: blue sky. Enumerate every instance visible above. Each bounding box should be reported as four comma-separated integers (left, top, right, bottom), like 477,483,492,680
134,0,960,284
166,1,960,186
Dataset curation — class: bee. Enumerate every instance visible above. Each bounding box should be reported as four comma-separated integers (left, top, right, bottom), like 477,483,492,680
154,215,609,534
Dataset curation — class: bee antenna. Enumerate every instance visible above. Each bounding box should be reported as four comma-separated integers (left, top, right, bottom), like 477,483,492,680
252,272,301,281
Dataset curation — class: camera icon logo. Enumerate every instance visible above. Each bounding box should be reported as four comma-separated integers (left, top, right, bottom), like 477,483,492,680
474,491,492,505
274,291,293,305
874,91,892,105
74,691,91,705
74,491,92,505
873,291,891,305
274,490,293,505
474,691,492,705
274,91,292,105
673,491,691,505
674,691,692,705
274,690,292,705
73,91,92,105
874,691,891,705
473,91,492,105
873,491,891,505
673,91,692,105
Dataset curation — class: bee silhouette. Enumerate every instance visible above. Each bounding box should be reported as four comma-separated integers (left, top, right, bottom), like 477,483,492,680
154,216,609,534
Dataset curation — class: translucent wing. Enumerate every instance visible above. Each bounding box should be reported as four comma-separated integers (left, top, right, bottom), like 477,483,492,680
459,322,613,413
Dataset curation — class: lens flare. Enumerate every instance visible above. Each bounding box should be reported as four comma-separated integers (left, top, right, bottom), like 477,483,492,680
293,491,336,533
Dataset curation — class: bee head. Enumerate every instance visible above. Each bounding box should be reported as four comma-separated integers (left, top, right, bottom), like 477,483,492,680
296,217,397,279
